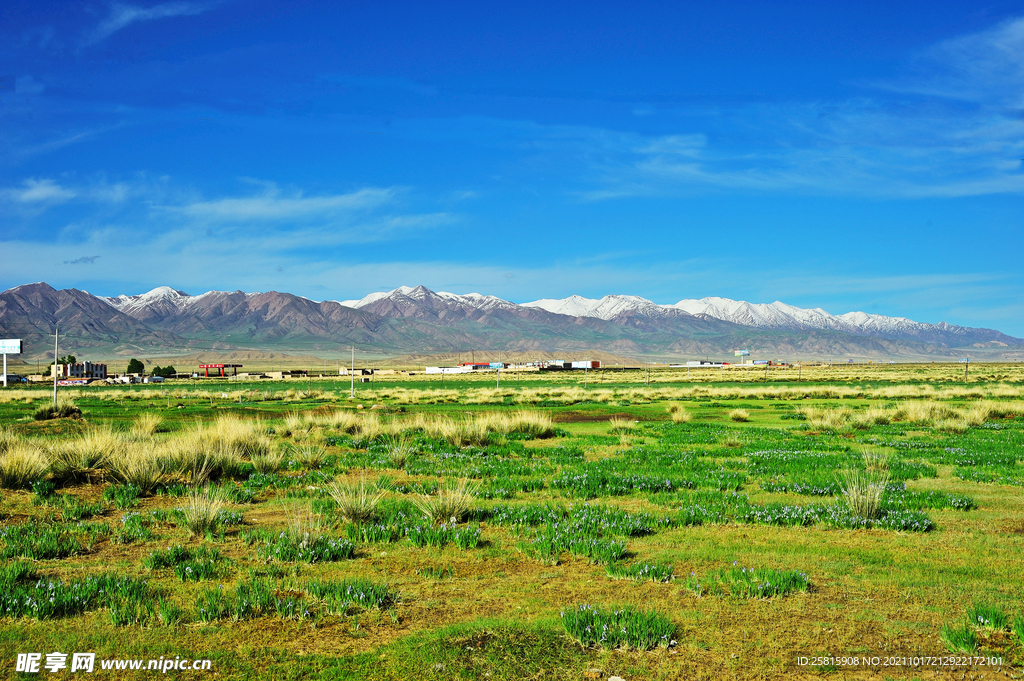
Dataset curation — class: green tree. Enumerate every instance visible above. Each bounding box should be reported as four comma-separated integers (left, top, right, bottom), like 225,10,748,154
151,365,176,378
126,358,145,375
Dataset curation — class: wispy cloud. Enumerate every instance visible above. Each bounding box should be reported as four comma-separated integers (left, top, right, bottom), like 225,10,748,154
64,255,100,264
180,185,396,222
2,178,75,203
896,16,1024,104
84,1,212,46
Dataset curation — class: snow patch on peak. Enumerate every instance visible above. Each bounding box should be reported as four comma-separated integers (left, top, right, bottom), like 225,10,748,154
522,294,666,320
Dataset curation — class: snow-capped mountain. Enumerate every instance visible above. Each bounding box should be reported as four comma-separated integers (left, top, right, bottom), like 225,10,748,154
524,293,1021,347
522,294,675,320
3,283,1017,358
338,285,517,313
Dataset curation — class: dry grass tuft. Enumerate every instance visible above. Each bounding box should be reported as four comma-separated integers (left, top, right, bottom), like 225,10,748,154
105,441,166,494
323,474,388,523
381,434,416,469
179,486,227,536
667,403,692,423
840,467,890,520
131,412,164,436
250,446,287,474
607,417,638,433
413,478,477,524
0,441,49,488
728,409,751,423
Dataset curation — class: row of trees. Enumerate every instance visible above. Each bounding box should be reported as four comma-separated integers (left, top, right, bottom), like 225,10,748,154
126,359,177,377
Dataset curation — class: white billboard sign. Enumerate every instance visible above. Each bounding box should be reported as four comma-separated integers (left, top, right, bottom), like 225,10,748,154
0,339,23,354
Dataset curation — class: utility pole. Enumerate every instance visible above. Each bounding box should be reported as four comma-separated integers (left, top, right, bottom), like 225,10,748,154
52,325,58,404
964,358,969,382
350,346,355,398
496,350,501,388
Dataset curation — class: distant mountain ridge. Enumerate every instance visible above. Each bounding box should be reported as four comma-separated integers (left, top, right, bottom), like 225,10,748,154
522,293,1019,348
0,282,1019,359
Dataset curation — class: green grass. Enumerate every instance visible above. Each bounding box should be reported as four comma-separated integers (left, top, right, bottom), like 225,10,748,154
1,369,1024,678
940,621,979,653
560,604,676,650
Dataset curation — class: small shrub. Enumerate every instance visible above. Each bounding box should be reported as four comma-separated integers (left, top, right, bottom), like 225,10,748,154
729,409,750,422
560,604,676,650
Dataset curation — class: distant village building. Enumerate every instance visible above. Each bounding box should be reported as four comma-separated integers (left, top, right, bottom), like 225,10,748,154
55,362,108,379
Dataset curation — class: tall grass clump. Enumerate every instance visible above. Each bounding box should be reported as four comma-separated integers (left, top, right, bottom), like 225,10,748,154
560,604,676,650
839,467,889,520
667,403,692,423
49,427,124,480
798,406,853,432
250,446,287,474
0,441,49,489
728,409,750,422
607,417,638,434
381,434,416,469
33,400,82,421
324,475,387,523
505,410,555,438
292,444,327,469
105,441,165,495
412,478,477,524
131,412,164,436
178,486,227,536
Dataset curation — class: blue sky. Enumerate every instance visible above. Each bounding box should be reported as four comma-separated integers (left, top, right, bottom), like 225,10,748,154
2,1,1023,334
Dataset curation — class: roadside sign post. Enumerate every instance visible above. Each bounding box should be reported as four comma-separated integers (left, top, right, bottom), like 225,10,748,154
0,339,23,387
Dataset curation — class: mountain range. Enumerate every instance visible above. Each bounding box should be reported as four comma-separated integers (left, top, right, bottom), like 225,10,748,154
0,282,1020,361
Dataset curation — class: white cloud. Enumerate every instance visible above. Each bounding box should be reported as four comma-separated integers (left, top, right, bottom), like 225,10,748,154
2,179,76,203
903,16,1024,104
84,1,212,46
180,186,396,222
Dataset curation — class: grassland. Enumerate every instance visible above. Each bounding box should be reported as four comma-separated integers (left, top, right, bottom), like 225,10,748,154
1,363,1023,679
